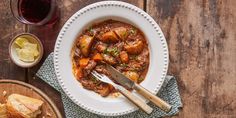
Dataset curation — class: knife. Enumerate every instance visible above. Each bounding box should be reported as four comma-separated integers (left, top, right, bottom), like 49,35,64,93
105,64,172,112
91,71,153,114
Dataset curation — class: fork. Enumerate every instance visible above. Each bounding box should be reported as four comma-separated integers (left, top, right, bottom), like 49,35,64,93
91,71,153,114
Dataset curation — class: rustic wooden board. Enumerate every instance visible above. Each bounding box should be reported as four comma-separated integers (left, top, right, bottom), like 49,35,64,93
0,0,25,81
0,80,62,118
146,0,236,117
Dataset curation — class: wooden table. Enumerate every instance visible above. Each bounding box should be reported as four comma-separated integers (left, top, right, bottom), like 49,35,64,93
1,0,235,117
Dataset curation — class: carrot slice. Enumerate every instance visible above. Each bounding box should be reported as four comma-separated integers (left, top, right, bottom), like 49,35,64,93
92,53,103,61
75,67,83,80
79,58,90,67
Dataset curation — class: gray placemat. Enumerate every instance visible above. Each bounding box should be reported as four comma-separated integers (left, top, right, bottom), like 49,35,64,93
36,53,182,118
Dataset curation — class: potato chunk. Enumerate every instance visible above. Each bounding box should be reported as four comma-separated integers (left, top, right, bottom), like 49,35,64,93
124,71,139,83
99,31,119,43
124,40,144,54
79,35,94,57
113,27,127,40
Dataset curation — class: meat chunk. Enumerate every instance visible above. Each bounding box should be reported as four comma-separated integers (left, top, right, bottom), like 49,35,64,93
74,47,81,57
81,79,111,97
102,54,117,65
137,48,149,66
80,79,96,90
73,48,81,65
95,65,110,76
115,65,125,72
126,60,142,71
96,42,107,53
83,60,97,76
95,84,111,97
114,42,124,52
84,60,97,70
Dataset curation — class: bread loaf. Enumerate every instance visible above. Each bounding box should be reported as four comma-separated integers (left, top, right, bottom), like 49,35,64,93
0,103,8,118
6,94,43,118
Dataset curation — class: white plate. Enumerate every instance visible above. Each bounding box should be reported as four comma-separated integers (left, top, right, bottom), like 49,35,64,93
54,1,169,116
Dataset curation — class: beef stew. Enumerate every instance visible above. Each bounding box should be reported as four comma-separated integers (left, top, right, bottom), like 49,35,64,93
71,20,149,97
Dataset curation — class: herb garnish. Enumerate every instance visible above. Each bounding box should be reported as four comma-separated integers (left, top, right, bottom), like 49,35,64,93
138,78,144,83
88,27,93,31
130,55,138,60
88,27,94,34
103,48,109,54
120,63,128,67
129,27,137,34
103,47,119,57
80,45,86,49
91,76,99,83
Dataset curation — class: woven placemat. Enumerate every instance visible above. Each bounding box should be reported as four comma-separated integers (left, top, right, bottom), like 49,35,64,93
36,53,182,118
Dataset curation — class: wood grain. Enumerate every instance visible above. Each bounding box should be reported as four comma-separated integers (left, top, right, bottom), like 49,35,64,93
0,0,25,81
0,80,62,118
146,0,236,117
26,0,144,117
1,0,235,117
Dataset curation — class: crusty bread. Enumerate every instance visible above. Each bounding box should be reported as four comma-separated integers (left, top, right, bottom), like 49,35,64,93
0,103,8,118
6,94,44,118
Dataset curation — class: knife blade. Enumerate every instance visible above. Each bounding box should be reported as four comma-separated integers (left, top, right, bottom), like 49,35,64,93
105,64,172,112
105,64,134,89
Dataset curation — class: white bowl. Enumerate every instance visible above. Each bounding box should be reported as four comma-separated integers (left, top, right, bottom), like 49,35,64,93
9,33,44,68
54,1,169,116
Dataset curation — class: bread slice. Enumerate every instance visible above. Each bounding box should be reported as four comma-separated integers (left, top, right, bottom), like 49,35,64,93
0,103,8,118
6,94,44,118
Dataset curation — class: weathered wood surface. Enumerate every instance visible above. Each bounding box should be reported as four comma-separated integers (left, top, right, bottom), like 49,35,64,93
147,0,236,117
1,0,235,117
0,0,25,81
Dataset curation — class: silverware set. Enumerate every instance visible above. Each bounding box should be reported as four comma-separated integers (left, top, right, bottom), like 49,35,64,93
91,64,172,114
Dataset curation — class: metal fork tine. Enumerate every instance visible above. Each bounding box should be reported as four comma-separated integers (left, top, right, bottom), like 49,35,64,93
91,71,114,86
91,72,99,79
92,71,98,75
91,71,102,79
91,71,99,78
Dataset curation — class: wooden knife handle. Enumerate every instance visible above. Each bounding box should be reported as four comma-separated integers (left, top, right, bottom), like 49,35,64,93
133,83,172,112
115,85,153,114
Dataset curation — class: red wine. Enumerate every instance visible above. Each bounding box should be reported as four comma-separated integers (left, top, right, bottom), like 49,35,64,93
19,0,53,23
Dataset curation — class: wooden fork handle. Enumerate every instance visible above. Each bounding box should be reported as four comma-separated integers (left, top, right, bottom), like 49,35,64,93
115,85,153,114
133,83,172,112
